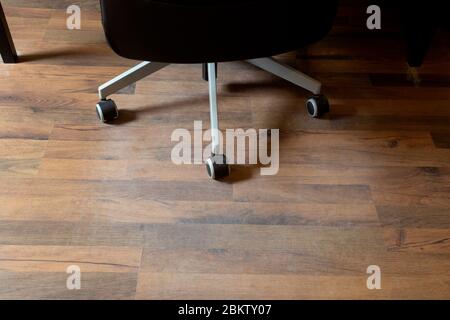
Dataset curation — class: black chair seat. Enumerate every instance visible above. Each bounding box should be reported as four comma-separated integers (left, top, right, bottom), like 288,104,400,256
100,0,338,63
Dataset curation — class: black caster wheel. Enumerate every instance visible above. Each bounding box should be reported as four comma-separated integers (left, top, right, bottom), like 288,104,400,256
96,99,119,123
206,154,230,180
306,94,330,118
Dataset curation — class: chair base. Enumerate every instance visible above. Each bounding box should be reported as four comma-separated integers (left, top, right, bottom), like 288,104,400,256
96,57,329,179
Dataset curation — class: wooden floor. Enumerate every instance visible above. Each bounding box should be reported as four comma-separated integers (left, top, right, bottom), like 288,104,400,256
0,0,449,299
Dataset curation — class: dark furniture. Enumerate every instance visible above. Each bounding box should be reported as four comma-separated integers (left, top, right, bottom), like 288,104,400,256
0,2,17,63
96,0,338,179
402,1,440,67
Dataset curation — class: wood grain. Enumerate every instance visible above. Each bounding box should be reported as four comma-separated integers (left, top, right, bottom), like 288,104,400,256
0,0,449,299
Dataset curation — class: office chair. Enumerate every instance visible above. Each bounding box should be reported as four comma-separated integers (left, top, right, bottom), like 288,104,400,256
96,0,338,179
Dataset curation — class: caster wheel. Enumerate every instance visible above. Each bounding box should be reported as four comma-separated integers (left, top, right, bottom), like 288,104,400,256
96,99,119,123
206,154,230,180
306,95,330,118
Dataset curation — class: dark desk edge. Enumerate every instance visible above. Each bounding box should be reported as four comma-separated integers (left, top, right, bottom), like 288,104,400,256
0,2,18,64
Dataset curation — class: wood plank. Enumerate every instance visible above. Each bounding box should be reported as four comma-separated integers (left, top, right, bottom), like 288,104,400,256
139,247,381,276
0,220,145,246
135,272,450,299
142,224,384,252
37,158,129,180
0,197,379,226
0,272,138,299
383,227,450,255
0,245,142,272
377,206,450,229
0,178,233,201
233,181,372,204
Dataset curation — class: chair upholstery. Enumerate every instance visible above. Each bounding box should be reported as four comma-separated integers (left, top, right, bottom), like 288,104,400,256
100,0,338,63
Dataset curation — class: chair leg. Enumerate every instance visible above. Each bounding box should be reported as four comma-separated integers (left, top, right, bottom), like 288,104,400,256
96,61,168,123
205,63,230,180
98,61,169,100
246,57,322,95
207,63,220,155
247,57,329,118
